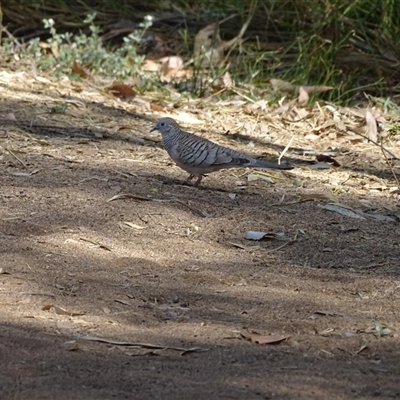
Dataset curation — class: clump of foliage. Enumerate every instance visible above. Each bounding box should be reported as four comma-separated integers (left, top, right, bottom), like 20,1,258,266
4,13,153,81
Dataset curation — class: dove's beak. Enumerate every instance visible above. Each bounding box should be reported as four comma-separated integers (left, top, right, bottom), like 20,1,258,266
150,125,157,133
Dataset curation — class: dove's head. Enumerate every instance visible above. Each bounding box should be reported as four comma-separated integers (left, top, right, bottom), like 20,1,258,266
150,117,180,136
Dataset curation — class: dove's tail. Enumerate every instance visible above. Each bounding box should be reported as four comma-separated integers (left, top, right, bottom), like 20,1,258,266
249,158,293,170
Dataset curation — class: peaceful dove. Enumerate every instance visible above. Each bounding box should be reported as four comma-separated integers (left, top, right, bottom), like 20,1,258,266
150,117,293,187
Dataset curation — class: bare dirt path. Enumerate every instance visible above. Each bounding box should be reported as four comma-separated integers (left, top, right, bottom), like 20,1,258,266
1,70,400,399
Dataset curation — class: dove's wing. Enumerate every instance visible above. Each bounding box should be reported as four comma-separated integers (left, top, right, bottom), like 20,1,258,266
172,133,251,170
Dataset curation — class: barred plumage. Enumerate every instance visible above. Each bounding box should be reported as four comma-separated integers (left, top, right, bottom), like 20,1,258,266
150,117,293,187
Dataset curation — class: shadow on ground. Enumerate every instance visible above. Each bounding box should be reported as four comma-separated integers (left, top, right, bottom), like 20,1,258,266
1,317,399,400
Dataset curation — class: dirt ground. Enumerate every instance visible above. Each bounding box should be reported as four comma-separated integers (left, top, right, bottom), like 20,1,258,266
1,69,400,400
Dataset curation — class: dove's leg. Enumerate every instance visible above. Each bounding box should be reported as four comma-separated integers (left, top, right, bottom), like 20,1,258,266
186,174,205,187
193,176,203,187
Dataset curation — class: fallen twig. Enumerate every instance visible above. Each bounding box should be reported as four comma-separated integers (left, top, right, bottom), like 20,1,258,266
349,130,399,160
0,291,56,297
107,193,151,202
380,141,400,189
278,135,294,165
78,335,209,356
79,237,112,251
169,198,208,218
265,230,299,253
359,262,389,269
6,148,26,167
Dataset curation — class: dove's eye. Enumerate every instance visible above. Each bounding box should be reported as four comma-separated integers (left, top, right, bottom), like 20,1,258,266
160,122,165,127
